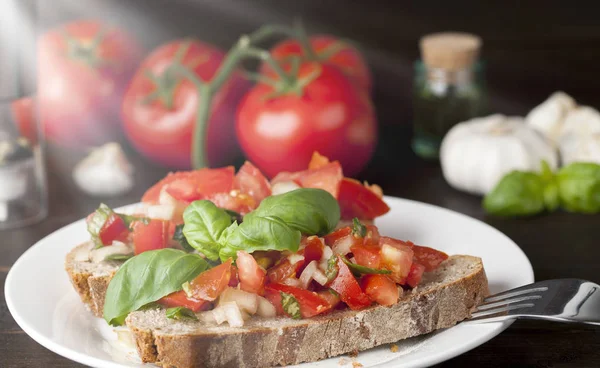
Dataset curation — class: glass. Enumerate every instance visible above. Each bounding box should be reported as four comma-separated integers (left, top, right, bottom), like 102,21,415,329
0,0,47,229
411,60,488,160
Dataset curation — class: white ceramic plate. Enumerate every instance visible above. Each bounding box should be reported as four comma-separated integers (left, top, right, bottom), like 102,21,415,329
6,197,534,368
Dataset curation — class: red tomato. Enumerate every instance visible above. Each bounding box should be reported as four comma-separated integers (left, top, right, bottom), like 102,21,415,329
267,259,300,284
379,238,414,284
264,35,372,92
324,227,362,256
364,225,381,246
338,178,390,220
158,290,210,312
233,161,271,203
410,244,449,272
132,219,169,254
323,226,352,246
405,262,426,288
350,243,381,269
122,39,249,169
141,167,234,204
236,62,377,179
229,265,240,287
10,97,37,144
329,256,371,310
317,290,341,309
98,214,129,246
186,259,233,301
298,236,324,273
361,274,399,306
296,161,343,198
308,151,331,170
236,251,266,295
38,20,142,148
208,192,256,215
263,289,285,316
266,283,333,318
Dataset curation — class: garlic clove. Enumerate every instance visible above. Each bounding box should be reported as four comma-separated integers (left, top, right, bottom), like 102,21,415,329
72,143,134,197
558,132,600,165
526,91,576,144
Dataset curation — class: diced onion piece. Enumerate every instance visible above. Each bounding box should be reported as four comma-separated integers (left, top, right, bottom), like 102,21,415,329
212,301,244,327
312,269,328,286
198,311,216,324
218,287,258,315
288,254,305,265
256,296,277,317
89,242,133,263
281,277,302,288
271,181,300,195
332,236,354,256
146,204,176,220
299,260,319,289
321,245,333,261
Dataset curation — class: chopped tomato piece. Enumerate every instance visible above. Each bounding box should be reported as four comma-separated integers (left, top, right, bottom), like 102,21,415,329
405,262,426,288
263,288,285,316
270,171,302,186
267,259,300,284
308,151,331,170
266,283,333,318
361,274,399,306
229,265,240,287
409,243,449,272
350,243,382,269
208,191,256,215
329,256,372,310
323,227,352,246
132,219,169,255
236,251,266,295
233,161,271,203
186,259,233,301
363,225,381,246
379,237,414,284
298,236,324,273
317,289,341,309
338,178,390,220
324,227,361,255
296,161,343,198
158,290,211,312
98,213,129,246
141,167,235,204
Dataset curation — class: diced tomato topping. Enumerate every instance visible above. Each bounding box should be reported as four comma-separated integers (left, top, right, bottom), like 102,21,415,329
323,227,352,246
351,243,382,269
324,227,362,255
296,162,343,198
267,259,300,284
363,225,381,246
379,237,414,284
338,178,390,220
361,274,399,306
229,265,240,287
329,256,372,310
263,288,285,316
266,283,333,318
298,236,324,273
98,213,129,246
270,171,302,186
317,289,341,309
141,167,235,204
186,259,233,301
233,161,271,203
236,251,266,295
405,262,426,288
409,243,449,272
208,191,256,215
132,219,169,255
158,290,211,312
308,151,331,170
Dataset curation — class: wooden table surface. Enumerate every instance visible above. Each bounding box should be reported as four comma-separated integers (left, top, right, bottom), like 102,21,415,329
1,132,599,368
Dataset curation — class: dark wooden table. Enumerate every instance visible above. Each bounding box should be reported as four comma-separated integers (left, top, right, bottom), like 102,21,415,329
1,135,599,367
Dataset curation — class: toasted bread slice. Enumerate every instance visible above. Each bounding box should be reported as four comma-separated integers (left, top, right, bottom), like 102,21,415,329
125,255,488,368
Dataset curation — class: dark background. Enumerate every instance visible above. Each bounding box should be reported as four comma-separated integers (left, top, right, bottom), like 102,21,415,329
1,1,599,367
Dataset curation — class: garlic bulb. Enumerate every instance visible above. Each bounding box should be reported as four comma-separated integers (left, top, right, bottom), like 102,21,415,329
526,91,576,144
440,114,558,195
559,106,600,138
558,132,600,165
72,142,134,196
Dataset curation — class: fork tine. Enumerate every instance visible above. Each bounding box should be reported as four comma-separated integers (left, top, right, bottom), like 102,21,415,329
484,286,548,303
470,303,535,319
476,294,542,311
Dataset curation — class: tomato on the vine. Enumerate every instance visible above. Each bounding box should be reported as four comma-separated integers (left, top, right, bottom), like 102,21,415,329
122,39,248,169
236,62,377,179
37,20,142,148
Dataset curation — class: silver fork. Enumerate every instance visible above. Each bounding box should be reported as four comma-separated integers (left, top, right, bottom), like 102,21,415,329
464,279,600,325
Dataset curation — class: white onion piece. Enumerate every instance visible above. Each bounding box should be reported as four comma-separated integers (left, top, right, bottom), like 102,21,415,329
256,296,277,317
299,260,318,289
146,204,176,220
321,245,333,261
312,269,328,286
332,237,354,256
282,277,302,288
89,242,133,263
271,181,300,195
218,287,258,315
198,311,216,324
212,302,244,327
288,254,305,265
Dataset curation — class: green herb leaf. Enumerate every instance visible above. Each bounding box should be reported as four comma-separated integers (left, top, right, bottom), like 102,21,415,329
325,256,339,282
341,256,391,277
87,203,113,247
557,162,600,213
182,200,233,261
173,224,195,252
224,209,243,224
103,249,209,326
352,218,367,238
218,214,301,261
104,253,133,262
118,213,150,227
165,306,198,321
252,188,340,236
280,292,301,319
482,171,547,217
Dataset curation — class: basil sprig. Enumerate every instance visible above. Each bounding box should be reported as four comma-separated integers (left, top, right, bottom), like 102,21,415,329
557,162,600,213
166,307,198,321
280,292,301,319
182,200,234,261
103,249,209,326
341,256,391,277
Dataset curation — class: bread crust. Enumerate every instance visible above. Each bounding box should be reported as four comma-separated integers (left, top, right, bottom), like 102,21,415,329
125,255,489,368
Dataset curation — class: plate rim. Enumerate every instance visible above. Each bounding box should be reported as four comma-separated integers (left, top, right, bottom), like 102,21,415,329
5,196,534,368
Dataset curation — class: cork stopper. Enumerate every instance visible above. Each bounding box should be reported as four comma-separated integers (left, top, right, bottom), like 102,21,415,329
419,32,482,71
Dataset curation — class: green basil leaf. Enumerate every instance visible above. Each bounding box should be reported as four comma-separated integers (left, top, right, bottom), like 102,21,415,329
352,218,367,238
173,224,195,252
103,249,209,326
482,171,546,217
252,188,340,236
104,254,133,262
341,256,391,277
87,203,113,247
325,256,339,282
280,292,301,319
165,306,198,321
224,209,243,224
218,214,301,261
183,200,233,261
557,162,600,213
